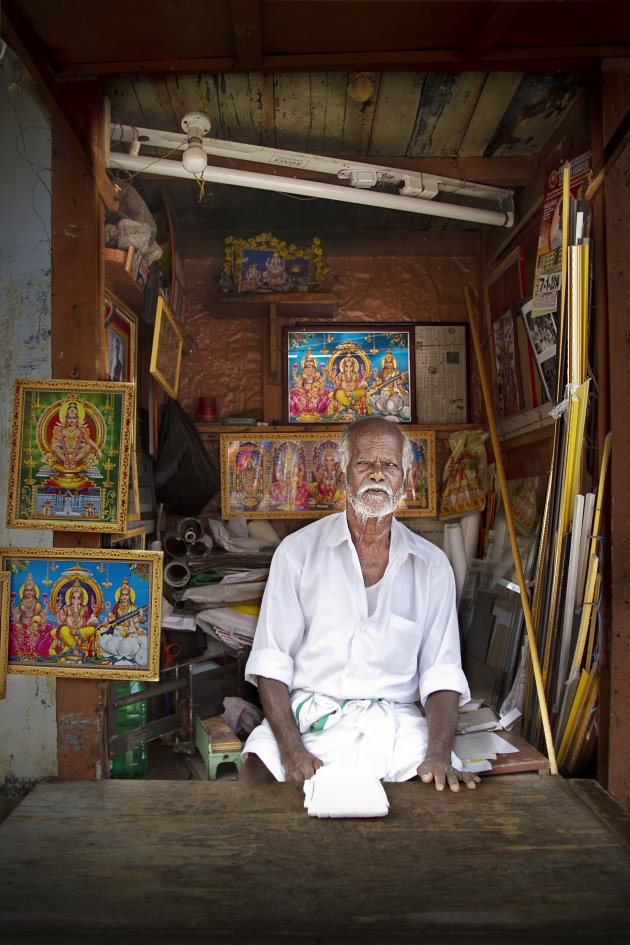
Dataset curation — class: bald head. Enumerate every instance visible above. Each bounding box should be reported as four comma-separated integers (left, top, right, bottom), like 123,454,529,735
338,417,413,478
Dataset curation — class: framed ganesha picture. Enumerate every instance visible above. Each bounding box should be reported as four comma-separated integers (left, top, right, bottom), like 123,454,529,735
6,379,135,533
284,324,415,424
0,548,162,680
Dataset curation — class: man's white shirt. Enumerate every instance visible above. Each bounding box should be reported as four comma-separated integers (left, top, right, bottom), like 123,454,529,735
245,511,470,707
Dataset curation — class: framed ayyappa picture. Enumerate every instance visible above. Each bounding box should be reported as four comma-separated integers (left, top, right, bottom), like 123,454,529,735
220,430,435,519
0,572,9,699
150,296,183,399
6,379,134,533
284,325,414,424
103,292,137,384
0,548,162,680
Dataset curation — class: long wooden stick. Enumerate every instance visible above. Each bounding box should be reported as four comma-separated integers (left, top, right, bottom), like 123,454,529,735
465,285,558,775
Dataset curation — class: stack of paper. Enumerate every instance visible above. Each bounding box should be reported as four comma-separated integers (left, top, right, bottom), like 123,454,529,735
455,730,520,774
303,765,390,819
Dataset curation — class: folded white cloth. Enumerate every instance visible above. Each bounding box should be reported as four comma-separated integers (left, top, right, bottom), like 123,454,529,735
303,764,390,819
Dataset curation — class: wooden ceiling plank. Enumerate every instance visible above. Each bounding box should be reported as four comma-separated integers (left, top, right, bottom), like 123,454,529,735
488,72,588,156
369,72,425,157
459,72,525,157
461,2,527,62
246,72,276,148
409,72,486,157
228,0,263,69
303,73,348,155
211,73,261,143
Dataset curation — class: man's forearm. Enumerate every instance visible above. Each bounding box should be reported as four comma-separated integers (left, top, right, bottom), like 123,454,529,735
257,676,304,755
424,689,460,761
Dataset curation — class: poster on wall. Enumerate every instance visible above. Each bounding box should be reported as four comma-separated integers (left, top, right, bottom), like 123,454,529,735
284,325,414,424
220,430,436,519
414,323,469,424
532,150,591,319
6,379,134,533
0,548,162,680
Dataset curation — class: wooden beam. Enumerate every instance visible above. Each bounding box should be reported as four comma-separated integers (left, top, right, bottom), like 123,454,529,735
2,0,119,212
53,46,616,79
229,0,263,69
461,2,526,61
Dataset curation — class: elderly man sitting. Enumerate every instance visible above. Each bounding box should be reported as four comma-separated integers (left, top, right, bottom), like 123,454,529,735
240,416,479,792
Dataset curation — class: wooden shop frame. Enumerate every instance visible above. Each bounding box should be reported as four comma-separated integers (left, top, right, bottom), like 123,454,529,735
0,548,162,681
0,572,9,699
284,324,415,424
220,430,435,519
150,296,183,399
6,378,134,533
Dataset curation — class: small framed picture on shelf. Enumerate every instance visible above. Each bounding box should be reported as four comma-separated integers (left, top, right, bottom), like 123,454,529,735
220,430,435,519
284,324,414,424
150,296,184,399
223,233,328,293
0,547,162,680
102,526,147,551
6,378,134,533
103,292,137,383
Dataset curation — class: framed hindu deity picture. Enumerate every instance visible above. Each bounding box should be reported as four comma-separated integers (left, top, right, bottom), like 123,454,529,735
150,296,183,399
283,324,415,424
0,548,162,680
6,379,134,533
220,430,435,519
223,233,328,294
0,572,10,699
103,291,137,383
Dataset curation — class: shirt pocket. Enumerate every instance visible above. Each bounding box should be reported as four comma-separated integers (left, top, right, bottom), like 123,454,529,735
371,613,421,675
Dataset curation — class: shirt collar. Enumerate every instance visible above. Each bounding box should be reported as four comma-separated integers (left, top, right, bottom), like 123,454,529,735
325,510,424,561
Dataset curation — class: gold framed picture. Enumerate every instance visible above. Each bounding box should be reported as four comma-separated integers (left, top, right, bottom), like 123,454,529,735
220,430,436,519
150,296,184,399
6,379,134,533
1,548,162,680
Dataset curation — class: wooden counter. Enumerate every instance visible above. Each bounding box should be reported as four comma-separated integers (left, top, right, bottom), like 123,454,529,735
0,776,628,943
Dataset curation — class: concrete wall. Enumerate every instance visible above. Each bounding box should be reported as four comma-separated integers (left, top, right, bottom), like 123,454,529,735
0,48,57,793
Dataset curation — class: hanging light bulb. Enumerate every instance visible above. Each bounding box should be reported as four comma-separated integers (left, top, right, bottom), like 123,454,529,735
181,112,211,175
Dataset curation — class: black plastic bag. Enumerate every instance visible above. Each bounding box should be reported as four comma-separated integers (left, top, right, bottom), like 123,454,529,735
154,398,219,514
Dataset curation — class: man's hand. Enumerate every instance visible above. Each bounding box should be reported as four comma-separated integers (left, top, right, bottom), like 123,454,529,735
282,748,324,782
420,690,481,793
416,755,480,792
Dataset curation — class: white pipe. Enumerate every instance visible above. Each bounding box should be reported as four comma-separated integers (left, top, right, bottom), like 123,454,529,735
110,122,513,204
108,152,514,228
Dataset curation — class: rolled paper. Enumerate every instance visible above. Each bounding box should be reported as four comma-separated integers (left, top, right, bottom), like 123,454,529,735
444,522,468,606
460,510,481,564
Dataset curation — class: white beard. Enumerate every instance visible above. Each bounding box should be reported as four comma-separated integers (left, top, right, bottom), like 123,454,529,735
346,481,406,524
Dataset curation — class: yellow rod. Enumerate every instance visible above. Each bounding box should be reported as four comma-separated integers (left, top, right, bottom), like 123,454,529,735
465,284,558,775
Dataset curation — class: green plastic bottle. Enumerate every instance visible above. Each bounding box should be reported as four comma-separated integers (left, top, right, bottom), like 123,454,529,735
110,680,149,779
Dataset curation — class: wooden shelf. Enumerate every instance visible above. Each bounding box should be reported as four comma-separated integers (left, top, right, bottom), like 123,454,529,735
196,422,484,435
209,292,336,318
105,248,144,314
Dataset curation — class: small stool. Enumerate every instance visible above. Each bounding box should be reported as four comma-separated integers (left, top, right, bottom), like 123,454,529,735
195,715,243,780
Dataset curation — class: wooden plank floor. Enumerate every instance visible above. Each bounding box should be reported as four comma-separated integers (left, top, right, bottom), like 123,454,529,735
0,776,628,945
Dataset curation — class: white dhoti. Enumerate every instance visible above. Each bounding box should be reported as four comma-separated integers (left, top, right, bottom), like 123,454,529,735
242,689,462,782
